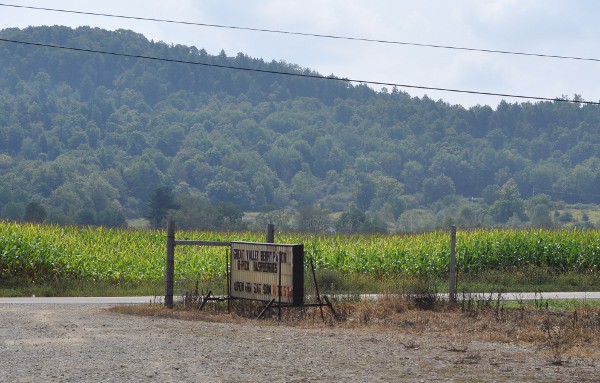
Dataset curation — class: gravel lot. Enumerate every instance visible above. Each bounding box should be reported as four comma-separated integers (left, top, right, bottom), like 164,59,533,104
0,303,598,382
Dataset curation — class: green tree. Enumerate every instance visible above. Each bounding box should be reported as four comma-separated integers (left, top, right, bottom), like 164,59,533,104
290,170,318,206
167,194,245,230
146,186,178,228
482,184,500,205
355,174,375,210
295,205,331,232
215,201,246,230
155,124,185,157
397,209,436,233
123,159,164,201
422,175,456,203
75,208,96,226
49,181,86,219
491,179,527,224
370,175,405,218
401,161,424,194
168,194,217,230
360,216,388,233
23,202,47,223
526,194,554,228
263,146,303,182
336,204,366,233
205,169,254,209
97,207,127,227
2,202,24,221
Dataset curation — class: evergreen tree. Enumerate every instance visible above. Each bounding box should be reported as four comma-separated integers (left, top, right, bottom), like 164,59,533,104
146,186,178,228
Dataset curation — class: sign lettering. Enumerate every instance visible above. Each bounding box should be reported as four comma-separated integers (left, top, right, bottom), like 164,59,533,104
230,242,304,306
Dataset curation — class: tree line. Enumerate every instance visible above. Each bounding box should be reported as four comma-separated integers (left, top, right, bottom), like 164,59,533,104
0,26,598,231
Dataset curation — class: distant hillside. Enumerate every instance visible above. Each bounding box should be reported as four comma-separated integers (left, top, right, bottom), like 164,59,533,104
0,26,598,231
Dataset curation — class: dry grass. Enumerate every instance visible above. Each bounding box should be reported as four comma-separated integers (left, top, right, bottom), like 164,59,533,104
111,293,600,363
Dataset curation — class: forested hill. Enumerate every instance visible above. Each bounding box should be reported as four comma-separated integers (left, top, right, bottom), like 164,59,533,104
0,25,599,231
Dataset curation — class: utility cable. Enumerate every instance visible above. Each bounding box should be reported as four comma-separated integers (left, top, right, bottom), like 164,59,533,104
1,2,599,63
0,37,598,105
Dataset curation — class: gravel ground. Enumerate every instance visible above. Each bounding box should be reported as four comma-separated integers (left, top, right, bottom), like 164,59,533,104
0,303,598,382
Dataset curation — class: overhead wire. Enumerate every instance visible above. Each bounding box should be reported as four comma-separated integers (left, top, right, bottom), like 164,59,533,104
0,3,599,104
0,37,598,105
2,4,597,205
1,2,599,63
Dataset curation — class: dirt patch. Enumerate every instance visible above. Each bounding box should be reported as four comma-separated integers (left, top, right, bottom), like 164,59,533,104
1,301,597,382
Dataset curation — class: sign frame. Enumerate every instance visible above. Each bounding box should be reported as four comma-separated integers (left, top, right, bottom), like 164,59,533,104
229,241,304,307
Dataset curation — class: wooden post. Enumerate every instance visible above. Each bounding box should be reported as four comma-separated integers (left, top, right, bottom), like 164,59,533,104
257,299,276,319
323,295,339,321
278,248,282,321
310,256,325,321
264,223,277,317
226,247,231,314
165,220,175,308
449,225,457,304
198,291,212,311
266,223,275,243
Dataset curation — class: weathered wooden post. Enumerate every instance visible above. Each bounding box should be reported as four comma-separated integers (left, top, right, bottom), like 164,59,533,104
266,223,277,317
449,225,457,304
266,223,275,243
165,220,175,308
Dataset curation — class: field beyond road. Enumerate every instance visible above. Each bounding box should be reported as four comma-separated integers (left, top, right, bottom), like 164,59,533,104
1,222,599,296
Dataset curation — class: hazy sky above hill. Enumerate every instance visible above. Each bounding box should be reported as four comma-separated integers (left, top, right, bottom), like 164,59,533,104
1,0,600,108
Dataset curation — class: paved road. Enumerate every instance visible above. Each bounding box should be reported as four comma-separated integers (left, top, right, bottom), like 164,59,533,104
0,292,599,305
0,296,158,304
450,291,600,300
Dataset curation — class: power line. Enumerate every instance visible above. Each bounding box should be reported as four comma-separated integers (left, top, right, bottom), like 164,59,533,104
0,37,598,105
1,2,600,64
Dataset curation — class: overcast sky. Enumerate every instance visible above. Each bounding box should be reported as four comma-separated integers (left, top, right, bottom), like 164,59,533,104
1,0,600,108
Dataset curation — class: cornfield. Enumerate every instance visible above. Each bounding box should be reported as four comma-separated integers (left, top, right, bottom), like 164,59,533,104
1,221,598,284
